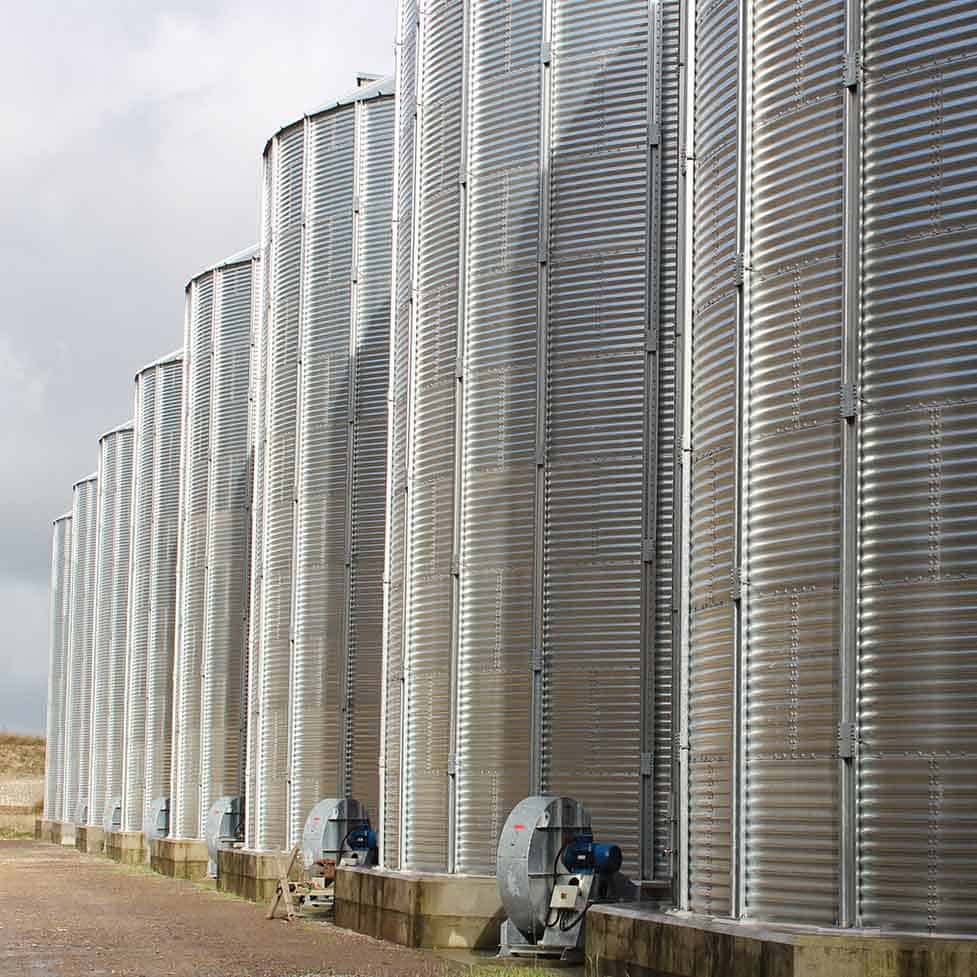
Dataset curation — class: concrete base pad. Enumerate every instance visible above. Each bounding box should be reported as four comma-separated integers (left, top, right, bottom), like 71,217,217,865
585,905,977,977
151,837,210,881
104,830,145,865
75,825,105,854
335,867,504,950
217,848,298,903
36,818,59,843
52,821,76,847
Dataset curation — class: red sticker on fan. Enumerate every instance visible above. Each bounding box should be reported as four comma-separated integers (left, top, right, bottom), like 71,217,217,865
514,824,526,830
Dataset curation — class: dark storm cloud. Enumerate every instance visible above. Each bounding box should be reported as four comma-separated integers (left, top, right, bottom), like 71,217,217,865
0,0,395,733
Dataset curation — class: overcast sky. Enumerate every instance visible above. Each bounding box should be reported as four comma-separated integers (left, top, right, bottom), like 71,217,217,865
0,0,395,734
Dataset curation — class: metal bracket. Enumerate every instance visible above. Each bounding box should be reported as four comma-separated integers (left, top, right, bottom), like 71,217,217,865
840,383,858,420
643,539,656,564
450,554,460,577
843,50,861,90
648,124,661,148
536,445,546,468
839,721,857,759
531,647,543,674
353,195,361,214
455,356,464,381
540,42,551,66
734,252,746,287
731,566,745,602
447,753,456,777
640,752,653,777
645,330,658,354
351,265,358,283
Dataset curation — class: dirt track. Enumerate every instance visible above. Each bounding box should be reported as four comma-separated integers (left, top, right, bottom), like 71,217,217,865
0,840,451,977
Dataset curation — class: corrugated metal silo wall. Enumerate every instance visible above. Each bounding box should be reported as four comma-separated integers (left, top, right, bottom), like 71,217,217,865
380,0,417,871
246,175,273,847
63,475,98,823
172,252,257,841
88,424,135,828
248,85,394,852
382,0,679,877
684,0,977,935
199,254,257,837
858,0,977,934
171,276,215,839
122,353,184,833
43,513,72,820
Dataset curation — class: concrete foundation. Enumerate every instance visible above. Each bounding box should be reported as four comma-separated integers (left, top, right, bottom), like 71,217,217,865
217,848,299,903
151,837,210,881
335,867,504,950
75,825,105,854
585,905,977,977
104,830,146,865
35,818,59,843
52,820,76,846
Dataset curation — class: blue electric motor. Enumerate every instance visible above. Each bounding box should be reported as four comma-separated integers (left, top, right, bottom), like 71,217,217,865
561,833,624,875
347,825,378,855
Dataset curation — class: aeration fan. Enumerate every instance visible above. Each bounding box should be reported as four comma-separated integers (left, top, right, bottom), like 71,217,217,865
496,795,634,961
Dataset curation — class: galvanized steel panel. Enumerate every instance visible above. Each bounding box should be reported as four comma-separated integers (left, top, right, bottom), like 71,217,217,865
859,0,977,933
123,352,184,834
385,0,672,877
402,0,464,873
171,275,214,839
289,106,356,847
63,474,98,824
380,0,418,870
88,423,135,829
744,0,845,925
540,0,656,874
246,159,274,849
43,513,72,820
123,368,157,831
249,83,394,853
688,0,738,916
172,250,256,841
200,254,256,837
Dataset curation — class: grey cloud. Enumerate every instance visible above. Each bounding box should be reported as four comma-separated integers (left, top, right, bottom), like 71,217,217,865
0,0,395,733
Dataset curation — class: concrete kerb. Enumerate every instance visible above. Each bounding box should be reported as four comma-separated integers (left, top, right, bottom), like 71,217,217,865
75,824,105,854
150,837,210,881
585,905,977,977
335,866,505,950
217,848,300,904
104,830,146,865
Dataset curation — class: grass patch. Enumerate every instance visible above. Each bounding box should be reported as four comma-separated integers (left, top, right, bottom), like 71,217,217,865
0,732,45,777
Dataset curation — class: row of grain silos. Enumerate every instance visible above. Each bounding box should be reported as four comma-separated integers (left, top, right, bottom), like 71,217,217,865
40,0,977,956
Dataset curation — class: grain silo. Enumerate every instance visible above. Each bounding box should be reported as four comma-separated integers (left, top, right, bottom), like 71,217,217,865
169,247,258,851
246,76,395,858
379,0,679,883
62,474,98,826
86,421,135,833
120,351,184,845
43,512,72,824
677,0,977,937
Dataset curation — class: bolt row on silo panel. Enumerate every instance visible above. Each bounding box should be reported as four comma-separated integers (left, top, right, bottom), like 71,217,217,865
681,0,977,935
378,0,418,874
122,350,184,834
87,422,135,829
381,0,679,878
247,77,395,853
62,474,98,824
171,247,258,841
43,512,72,821
858,0,977,934
246,175,273,847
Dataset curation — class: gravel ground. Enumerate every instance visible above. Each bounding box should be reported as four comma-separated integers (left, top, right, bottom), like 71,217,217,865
0,840,455,977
